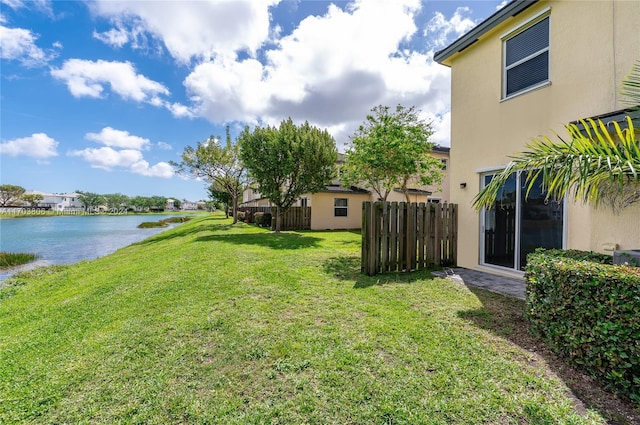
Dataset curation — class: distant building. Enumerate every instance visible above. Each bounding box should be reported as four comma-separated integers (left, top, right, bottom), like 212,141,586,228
24,190,83,210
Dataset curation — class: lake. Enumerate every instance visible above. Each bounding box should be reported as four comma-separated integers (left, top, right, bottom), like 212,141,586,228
0,214,192,281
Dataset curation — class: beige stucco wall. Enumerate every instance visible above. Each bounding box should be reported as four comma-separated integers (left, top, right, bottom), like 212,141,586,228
310,192,370,230
445,0,640,269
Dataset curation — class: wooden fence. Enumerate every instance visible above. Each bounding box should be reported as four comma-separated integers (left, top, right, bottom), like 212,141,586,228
361,201,457,276
236,206,311,231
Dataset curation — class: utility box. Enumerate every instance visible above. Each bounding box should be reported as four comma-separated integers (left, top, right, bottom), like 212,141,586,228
613,250,640,267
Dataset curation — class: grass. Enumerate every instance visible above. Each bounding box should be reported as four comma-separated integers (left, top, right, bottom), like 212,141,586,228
0,252,38,270
0,214,620,424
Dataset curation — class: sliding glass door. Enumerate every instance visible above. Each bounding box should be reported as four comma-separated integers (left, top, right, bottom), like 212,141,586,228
481,171,564,271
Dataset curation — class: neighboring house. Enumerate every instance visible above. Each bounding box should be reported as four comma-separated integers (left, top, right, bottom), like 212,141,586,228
181,200,201,210
434,0,640,275
240,147,450,230
24,190,83,210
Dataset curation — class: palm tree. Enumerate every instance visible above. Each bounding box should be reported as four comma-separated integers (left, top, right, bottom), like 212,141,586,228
474,59,640,212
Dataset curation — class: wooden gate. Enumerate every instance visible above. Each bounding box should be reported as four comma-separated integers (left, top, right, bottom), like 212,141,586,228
361,201,457,276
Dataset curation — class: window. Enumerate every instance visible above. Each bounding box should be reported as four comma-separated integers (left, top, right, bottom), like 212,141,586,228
441,159,447,170
334,198,348,217
503,16,549,98
300,197,308,207
481,170,564,271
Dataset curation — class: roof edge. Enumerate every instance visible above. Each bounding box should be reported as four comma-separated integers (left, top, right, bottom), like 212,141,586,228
434,0,539,65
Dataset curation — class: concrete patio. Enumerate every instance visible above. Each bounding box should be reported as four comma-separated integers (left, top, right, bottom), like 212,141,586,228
432,267,526,299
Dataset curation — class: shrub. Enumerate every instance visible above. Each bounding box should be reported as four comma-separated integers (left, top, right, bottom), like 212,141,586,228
253,212,272,227
237,212,246,222
525,249,640,403
137,221,168,228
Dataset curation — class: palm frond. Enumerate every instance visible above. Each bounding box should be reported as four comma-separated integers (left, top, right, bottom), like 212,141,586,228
621,58,640,109
473,116,640,211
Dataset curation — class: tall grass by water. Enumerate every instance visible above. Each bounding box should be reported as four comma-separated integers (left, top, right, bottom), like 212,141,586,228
0,214,628,424
0,252,37,269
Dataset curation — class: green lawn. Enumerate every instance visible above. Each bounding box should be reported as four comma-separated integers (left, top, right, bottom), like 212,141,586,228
0,215,607,424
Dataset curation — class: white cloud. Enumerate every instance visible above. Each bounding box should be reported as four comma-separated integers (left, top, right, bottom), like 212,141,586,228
69,147,143,170
93,27,130,48
180,0,452,147
157,142,172,150
89,0,279,62
1,0,52,14
0,133,58,158
130,160,174,178
424,7,476,49
71,129,173,178
85,127,151,150
496,1,510,10
50,59,169,103
0,25,55,66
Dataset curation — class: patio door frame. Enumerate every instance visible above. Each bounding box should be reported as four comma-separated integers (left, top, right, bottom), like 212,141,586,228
479,169,567,272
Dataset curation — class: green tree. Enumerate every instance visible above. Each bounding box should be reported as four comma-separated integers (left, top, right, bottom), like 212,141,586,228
172,127,246,224
21,193,44,207
342,105,443,202
207,180,233,218
239,118,337,232
0,185,26,207
76,191,105,209
473,117,640,211
103,193,129,209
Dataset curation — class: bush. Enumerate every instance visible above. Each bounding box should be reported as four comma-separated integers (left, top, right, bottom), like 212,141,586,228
253,212,272,228
525,249,640,403
137,221,168,228
237,212,246,222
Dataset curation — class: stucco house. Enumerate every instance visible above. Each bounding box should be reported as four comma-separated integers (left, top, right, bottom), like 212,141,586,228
24,190,84,210
240,147,450,230
434,0,640,276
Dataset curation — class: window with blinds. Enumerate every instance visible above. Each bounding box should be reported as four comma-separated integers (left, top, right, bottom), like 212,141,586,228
503,16,549,98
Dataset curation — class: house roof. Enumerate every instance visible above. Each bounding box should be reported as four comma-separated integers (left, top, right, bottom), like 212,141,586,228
570,108,640,131
393,188,433,196
433,0,539,65
432,145,450,154
319,184,370,194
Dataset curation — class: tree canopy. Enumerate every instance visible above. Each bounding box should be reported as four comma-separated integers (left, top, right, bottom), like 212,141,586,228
172,127,246,224
239,118,337,232
0,185,26,207
76,191,105,209
341,105,443,202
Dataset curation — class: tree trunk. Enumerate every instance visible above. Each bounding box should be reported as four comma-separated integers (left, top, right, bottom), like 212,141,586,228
275,204,282,233
402,178,411,203
224,203,229,218
232,195,238,224
276,205,282,233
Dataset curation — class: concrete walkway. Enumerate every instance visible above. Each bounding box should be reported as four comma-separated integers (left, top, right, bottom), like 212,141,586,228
432,267,526,299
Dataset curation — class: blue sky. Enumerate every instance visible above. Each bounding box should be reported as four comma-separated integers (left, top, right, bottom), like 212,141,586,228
1,0,505,202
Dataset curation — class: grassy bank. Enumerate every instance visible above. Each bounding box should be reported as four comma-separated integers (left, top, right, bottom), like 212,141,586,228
0,215,628,423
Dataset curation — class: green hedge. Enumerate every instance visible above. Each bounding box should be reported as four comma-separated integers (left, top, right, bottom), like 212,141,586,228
525,249,640,403
253,212,272,228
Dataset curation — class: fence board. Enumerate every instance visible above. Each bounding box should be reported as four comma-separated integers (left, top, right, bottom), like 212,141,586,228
236,206,310,231
361,201,458,276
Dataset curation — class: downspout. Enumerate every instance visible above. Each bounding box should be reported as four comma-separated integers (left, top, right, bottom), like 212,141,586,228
612,0,617,109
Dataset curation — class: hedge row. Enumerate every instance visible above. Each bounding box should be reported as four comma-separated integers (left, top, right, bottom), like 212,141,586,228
236,211,272,228
525,249,640,403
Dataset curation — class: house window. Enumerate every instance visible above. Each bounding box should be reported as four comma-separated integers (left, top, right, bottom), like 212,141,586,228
300,197,308,207
441,159,447,170
503,15,549,98
334,198,348,217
